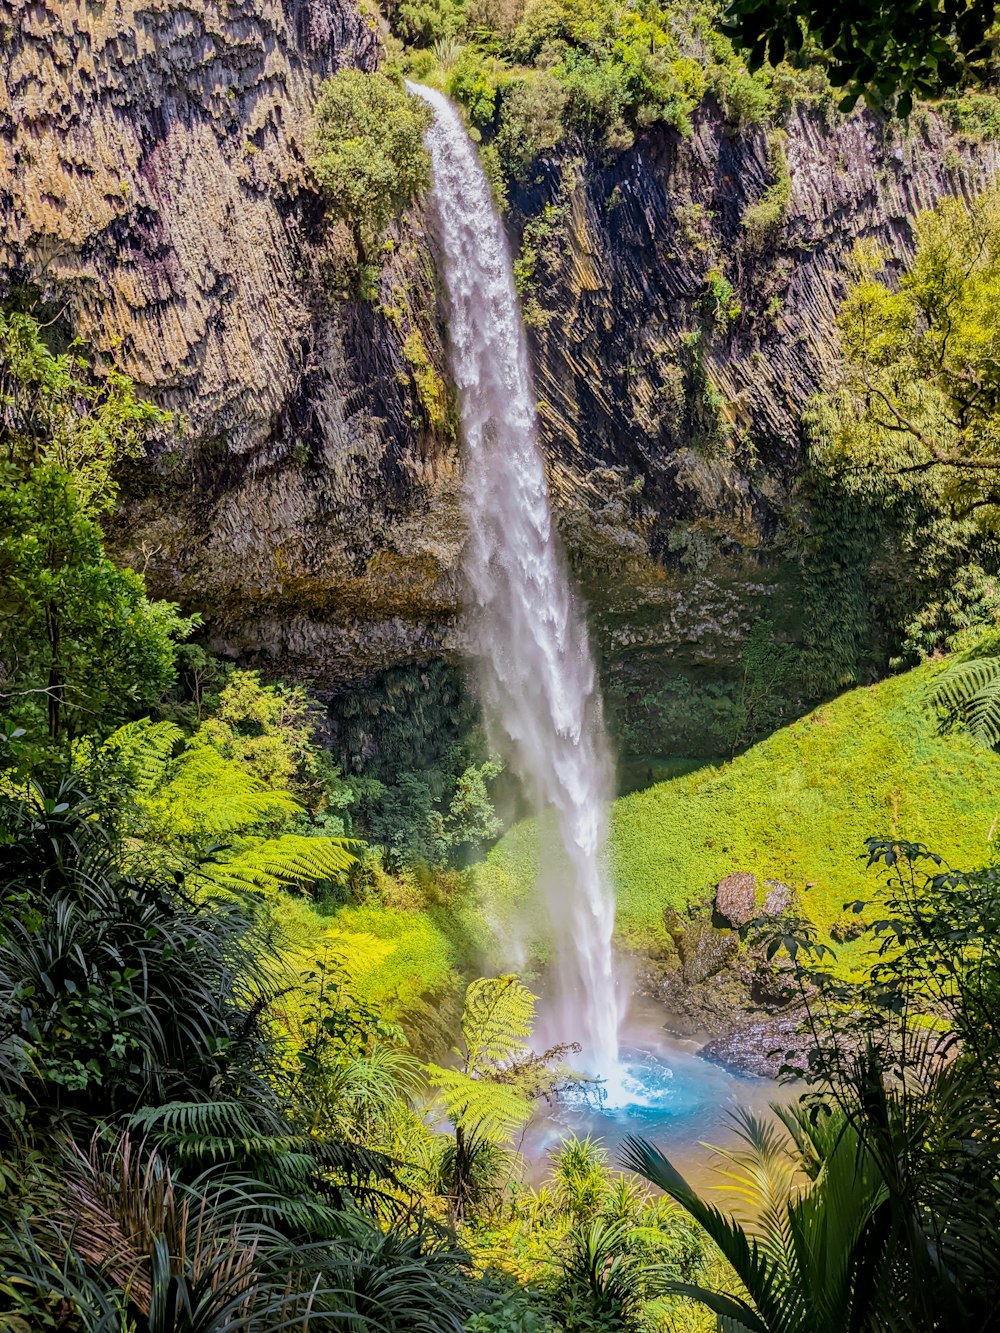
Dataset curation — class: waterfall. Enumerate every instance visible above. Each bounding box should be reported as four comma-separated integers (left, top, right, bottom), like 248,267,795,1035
409,83,619,1072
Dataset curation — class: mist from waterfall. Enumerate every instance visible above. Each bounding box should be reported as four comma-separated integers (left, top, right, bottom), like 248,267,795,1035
408,82,619,1072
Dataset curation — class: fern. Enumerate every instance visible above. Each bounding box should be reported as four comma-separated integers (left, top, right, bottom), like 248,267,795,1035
931,655,1000,748
460,974,536,1070
423,1065,533,1144
143,742,302,838
96,718,184,791
210,833,358,897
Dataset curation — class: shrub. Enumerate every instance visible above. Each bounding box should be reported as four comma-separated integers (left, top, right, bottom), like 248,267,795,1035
741,128,791,252
310,69,432,267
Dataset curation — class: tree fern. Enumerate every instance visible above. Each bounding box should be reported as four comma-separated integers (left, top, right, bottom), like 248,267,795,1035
460,974,536,1070
931,655,1000,748
143,741,302,839
210,833,358,897
423,1066,533,1145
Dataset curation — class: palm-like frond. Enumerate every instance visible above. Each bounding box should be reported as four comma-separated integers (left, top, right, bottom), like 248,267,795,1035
209,834,359,897
460,974,536,1068
424,1065,533,1144
97,718,184,792
142,743,302,839
620,1135,779,1333
930,655,1000,747
622,1103,890,1333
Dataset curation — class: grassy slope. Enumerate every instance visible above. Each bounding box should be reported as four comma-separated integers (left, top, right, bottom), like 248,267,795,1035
272,662,1000,1016
478,662,1000,958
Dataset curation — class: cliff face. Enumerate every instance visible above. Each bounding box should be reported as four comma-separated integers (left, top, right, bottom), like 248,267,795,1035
1,0,463,684
513,105,999,726
3,10,998,729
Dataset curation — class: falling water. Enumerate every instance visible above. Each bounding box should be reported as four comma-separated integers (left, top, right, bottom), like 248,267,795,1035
409,83,619,1071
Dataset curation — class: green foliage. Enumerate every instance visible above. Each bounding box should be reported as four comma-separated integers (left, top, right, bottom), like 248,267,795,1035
723,0,996,114
703,266,741,328
931,649,1000,747
513,199,569,327
400,0,775,182
0,769,484,1329
740,128,790,252
403,329,452,434
0,776,282,1120
494,74,569,179
332,661,497,869
427,975,537,1146
0,308,172,515
0,465,195,744
309,69,433,266
801,191,1000,679
86,712,360,899
194,670,316,791
551,1134,610,1221
942,88,1000,141
737,838,1000,1325
426,975,577,1220
622,1102,888,1333
553,1217,670,1331
0,315,193,750
428,759,504,862
730,618,796,754
815,195,1000,524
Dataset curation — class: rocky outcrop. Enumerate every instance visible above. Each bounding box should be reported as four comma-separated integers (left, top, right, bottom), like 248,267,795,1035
715,870,757,925
763,879,793,916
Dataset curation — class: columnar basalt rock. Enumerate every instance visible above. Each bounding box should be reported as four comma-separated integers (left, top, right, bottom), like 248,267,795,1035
1,0,463,686
3,11,997,693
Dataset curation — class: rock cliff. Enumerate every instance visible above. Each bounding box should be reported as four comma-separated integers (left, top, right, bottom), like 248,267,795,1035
511,105,999,750
3,7,998,745
1,0,463,685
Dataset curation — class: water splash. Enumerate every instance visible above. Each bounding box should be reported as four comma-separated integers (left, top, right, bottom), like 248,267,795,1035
409,83,619,1071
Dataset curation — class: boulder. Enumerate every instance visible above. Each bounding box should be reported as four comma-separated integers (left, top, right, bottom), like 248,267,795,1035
678,920,739,984
762,879,793,917
715,871,757,926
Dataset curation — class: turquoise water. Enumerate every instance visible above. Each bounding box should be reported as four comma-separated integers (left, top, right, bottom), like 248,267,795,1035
522,1000,787,1188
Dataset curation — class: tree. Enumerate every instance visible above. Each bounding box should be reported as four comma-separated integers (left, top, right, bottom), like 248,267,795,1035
0,465,194,743
309,69,433,267
815,195,1000,516
805,191,1000,666
723,0,997,114
428,758,503,862
426,975,580,1220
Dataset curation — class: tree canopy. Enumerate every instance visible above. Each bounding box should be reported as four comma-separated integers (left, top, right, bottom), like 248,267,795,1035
723,0,997,113
309,68,433,266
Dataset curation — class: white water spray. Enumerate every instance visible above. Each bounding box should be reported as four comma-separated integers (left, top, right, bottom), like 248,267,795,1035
409,83,620,1071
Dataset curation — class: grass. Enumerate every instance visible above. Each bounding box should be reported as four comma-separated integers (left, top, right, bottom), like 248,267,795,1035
474,661,1000,963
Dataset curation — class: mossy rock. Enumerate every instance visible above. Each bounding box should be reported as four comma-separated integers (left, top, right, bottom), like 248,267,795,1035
677,919,739,983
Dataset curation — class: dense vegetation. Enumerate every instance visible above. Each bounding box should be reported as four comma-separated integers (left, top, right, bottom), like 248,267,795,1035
379,0,829,196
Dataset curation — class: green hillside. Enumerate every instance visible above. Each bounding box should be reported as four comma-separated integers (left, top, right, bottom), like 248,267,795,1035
475,661,1000,957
